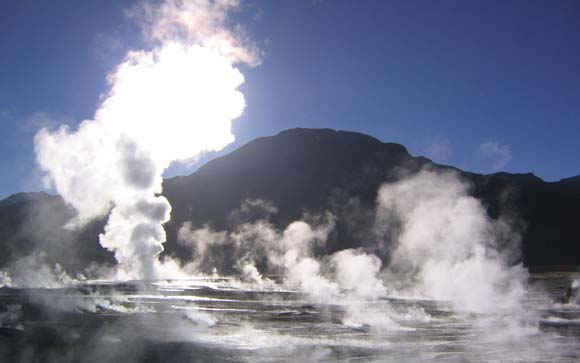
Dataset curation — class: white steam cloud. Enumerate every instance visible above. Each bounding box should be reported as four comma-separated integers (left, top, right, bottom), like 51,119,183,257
176,169,534,332
35,0,258,280
376,169,527,314
477,140,512,171
178,201,399,329
131,0,260,65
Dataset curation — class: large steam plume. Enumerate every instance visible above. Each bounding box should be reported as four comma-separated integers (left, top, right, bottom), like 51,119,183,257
178,169,533,331
376,169,528,314
35,0,258,280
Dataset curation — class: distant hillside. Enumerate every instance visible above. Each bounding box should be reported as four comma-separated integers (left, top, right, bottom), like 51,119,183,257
0,191,113,272
1,128,579,272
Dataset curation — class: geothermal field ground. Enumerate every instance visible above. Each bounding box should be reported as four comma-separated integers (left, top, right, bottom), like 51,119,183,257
0,274,579,362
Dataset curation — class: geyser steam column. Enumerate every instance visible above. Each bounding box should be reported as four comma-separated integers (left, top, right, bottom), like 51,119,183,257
34,0,259,280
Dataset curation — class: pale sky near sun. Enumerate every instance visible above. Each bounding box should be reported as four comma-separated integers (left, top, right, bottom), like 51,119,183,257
1,0,579,199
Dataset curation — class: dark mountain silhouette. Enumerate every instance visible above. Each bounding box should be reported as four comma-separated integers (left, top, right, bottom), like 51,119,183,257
1,128,579,273
0,191,113,272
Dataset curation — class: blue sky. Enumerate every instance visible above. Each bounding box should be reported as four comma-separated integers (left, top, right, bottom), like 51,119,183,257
1,0,579,199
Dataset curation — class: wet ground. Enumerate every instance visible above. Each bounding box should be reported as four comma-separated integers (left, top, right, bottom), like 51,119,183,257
0,274,579,362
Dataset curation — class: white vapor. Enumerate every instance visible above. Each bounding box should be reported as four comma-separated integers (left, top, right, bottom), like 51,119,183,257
178,207,341,302
130,0,260,66
35,0,258,280
376,169,527,314
178,201,401,329
176,166,538,333
477,140,512,171
0,251,76,289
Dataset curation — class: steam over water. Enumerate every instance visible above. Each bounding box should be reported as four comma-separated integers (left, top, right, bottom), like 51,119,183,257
0,277,579,362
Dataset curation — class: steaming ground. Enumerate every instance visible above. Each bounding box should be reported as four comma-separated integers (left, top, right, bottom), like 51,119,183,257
2,168,579,361
7,1,580,360
1,169,580,361
0,275,579,362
